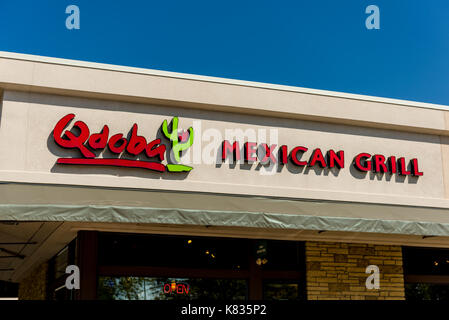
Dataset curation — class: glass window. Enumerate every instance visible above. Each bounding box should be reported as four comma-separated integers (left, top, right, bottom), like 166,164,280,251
263,281,301,300
257,240,304,270
403,247,449,275
98,233,249,270
405,283,449,301
0,280,18,298
97,233,305,300
98,276,247,300
403,246,449,301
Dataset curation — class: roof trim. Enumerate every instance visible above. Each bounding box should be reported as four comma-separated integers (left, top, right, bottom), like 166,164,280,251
1,50,448,112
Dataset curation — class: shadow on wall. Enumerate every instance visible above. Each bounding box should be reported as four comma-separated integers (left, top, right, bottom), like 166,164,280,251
349,158,419,184
215,143,342,178
214,143,420,184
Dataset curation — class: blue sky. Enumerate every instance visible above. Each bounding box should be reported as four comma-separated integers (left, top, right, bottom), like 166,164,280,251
1,1,448,105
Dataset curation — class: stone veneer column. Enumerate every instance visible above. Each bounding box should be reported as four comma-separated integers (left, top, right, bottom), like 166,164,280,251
306,241,405,300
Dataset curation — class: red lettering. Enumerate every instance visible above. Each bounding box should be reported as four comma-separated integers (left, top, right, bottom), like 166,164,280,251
398,157,411,175
388,156,397,174
222,140,240,161
53,114,76,149
126,124,147,155
411,158,423,176
108,134,127,154
279,145,288,165
244,142,257,162
53,113,95,158
354,153,371,172
290,146,308,166
327,150,344,169
308,148,327,168
88,125,109,149
145,139,166,161
373,154,387,173
260,143,277,164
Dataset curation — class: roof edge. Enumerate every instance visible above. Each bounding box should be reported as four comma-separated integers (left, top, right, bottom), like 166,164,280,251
1,50,448,112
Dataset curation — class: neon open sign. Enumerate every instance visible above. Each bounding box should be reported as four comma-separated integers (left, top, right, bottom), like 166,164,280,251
163,281,190,295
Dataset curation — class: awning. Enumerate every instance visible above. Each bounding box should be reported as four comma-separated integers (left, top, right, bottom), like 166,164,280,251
1,183,449,237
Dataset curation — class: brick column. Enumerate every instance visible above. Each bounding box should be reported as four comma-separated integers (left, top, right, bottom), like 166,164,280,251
305,241,405,300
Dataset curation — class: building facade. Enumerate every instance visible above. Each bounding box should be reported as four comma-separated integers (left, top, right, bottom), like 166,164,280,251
0,52,448,300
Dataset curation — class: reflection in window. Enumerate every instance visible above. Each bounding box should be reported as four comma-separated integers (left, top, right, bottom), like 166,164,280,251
98,277,247,300
405,283,449,301
403,247,449,275
403,247,449,301
263,281,300,300
98,233,249,270
259,241,303,271
97,233,305,300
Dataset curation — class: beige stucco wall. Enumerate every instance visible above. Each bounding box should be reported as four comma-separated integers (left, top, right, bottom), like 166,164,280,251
0,89,447,209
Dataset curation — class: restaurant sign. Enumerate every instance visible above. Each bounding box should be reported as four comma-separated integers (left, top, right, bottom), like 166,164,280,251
52,115,423,177
53,114,194,172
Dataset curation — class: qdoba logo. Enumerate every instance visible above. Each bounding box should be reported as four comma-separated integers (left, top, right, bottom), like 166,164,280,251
53,114,194,172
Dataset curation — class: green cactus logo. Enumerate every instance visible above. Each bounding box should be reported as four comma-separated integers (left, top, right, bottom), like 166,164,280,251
162,117,194,172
